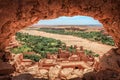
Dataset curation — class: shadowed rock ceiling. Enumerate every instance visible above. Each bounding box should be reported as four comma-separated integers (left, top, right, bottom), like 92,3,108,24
0,0,120,51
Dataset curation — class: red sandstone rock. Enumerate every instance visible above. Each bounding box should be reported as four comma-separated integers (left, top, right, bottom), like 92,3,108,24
49,65,61,80
47,54,57,59
66,46,69,51
21,59,34,66
58,50,70,59
0,51,11,62
116,48,120,55
80,46,84,51
0,75,11,80
0,52,5,60
6,36,20,50
95,70,120,80
0,0,119,51
12,74,34,80
98,48,120,72
60,68,74,79
69,54,80,61
0,62,14,75
39,69,48,79
46,53,51,59
74,45,78,49
58,48,62,54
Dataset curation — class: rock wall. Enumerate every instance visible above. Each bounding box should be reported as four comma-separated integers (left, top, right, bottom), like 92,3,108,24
0,0,120,51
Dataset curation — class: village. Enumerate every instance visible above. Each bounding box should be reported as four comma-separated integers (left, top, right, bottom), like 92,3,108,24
39,46,95,70
9,45,98,80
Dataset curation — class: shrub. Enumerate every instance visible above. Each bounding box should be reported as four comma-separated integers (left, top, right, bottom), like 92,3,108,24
11,44,32,54
39,29,114,46
11,32,66,58
23,54,41,62
85,50,99,57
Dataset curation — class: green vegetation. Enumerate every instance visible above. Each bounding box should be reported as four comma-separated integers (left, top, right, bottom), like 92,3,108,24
23,54,41,62
11,33,66,58
11,44,32,54
39,28,114,46
11,32,99,62
85,50,99,57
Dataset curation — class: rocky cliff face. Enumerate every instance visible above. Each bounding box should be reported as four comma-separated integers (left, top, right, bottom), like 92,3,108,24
0,1,120,79
0,0,120,50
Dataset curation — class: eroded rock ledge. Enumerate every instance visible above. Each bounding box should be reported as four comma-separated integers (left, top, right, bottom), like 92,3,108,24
0,0,120,79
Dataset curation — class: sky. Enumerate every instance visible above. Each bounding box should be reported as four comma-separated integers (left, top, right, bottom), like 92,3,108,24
35,16,102,26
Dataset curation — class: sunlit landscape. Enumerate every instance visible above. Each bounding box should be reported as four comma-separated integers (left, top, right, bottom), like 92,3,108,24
9,22,115,79
0,1,120,80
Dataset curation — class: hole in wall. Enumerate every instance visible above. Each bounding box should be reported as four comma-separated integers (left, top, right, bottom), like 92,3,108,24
11,15,115,60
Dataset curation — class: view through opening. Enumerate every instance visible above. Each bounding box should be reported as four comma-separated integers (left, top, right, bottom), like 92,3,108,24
9,15,115,79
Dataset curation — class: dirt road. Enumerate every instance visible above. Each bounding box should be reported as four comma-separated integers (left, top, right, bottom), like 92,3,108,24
20,29,114,56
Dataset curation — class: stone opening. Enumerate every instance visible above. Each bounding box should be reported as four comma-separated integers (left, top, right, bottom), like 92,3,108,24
0,0,120,79
0,0,120,51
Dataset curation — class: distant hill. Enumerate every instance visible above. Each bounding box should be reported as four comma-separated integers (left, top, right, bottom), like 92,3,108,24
32,24,102,27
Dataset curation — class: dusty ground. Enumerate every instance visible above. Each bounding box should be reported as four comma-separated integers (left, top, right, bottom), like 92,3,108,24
20,29,114,56
29,25,103,32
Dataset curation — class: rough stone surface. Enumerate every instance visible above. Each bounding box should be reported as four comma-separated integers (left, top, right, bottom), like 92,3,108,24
49,65,61,80
60,68,74,79
95,70,120,80
39,69,49,79
0,0,120,79
0,0,120,51
25,65,39,76
12,73,33,80
98,48,120,72
0,62,14,75
0,75,11,80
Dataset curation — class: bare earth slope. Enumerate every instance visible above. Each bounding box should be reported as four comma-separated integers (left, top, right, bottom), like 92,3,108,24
20,29,114,56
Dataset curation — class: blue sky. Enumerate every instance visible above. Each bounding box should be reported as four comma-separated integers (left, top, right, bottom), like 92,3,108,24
36,16,102,26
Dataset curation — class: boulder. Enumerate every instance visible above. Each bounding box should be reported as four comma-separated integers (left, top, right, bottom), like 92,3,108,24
0,62,14,75
72,69,83,78
39,69,48,79
67,74,78,80
95,70,120,80
83,68,94,74
12,73,33,80
49,65,61,80
60,68,74,79
25,65,39,76
61,69,83,79
0,75,11,80
99,48,120,72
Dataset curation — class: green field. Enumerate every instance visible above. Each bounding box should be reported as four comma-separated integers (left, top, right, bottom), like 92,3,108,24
39,28,114,46
11,33,99,62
